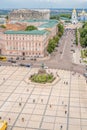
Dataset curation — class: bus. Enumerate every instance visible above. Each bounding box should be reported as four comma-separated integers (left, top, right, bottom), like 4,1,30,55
0,121,7,130
0,56,7,61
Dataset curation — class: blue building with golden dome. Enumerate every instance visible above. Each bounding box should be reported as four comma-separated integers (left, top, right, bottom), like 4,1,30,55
78,10,87,21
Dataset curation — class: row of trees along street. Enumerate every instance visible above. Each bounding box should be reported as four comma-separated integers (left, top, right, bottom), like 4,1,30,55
47,23,64,54
79,22,87,47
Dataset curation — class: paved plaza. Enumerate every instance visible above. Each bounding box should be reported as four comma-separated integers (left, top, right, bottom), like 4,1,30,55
0,66,87,130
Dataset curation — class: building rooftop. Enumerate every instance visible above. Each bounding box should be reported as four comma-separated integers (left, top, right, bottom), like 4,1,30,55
4,30,50,35
20,19,58,23
39,20,58,28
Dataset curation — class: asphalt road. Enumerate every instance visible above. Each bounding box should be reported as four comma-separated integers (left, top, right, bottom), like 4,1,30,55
33,29,86,74
0,29,86,75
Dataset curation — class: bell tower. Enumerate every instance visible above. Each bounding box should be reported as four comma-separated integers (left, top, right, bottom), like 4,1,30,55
72,9,78,24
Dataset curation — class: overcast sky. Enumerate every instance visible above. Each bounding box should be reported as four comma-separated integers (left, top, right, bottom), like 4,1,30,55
0,0,87,9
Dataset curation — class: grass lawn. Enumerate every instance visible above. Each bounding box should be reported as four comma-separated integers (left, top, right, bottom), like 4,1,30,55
30,73,55,84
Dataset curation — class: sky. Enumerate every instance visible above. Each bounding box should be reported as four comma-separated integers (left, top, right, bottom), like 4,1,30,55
0,0,87,9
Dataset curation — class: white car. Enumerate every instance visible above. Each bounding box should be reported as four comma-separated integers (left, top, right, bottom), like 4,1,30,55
84,73,87,78
12,63,18,66
44,66,48,69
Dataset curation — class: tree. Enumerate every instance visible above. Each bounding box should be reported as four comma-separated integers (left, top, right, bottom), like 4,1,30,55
59,14,71,19
0,25,6,28
47,39,56,54
6,15,9,20
57,23,64,37
80,22,87,47
50,15,60,20
80,28,87,38
25,25,37,31
53,36,59,43
47,23,64,54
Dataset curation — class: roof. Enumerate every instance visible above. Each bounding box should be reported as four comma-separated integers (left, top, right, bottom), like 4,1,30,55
60,17,70,21
20,19,58,23
4,30,49,35
39,20,58,28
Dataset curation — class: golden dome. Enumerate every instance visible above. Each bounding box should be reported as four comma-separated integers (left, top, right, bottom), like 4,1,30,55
82,10,86,14
73,9,76,13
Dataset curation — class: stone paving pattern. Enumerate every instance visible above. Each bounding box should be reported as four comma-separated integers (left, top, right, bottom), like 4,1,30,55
0,66,87,130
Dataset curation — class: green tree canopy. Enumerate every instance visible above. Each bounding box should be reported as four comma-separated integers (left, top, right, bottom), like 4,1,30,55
0,25,6,28
25,25,37,31
80,22,87,47
57,23,64,36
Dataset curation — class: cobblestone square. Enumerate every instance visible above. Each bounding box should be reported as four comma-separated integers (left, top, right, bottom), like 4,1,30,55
0,66,87,130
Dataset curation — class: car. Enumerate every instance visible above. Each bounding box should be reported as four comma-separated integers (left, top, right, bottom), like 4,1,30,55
60,51,62,54
84,73,87,78
25,64,31,67
19,63,25,66
71,49,75,53
16,57,19,60
12,63,18,66
44,66,48,69
0,120,8,130
22,57,25,60
8,59,12,62
11,60,16,63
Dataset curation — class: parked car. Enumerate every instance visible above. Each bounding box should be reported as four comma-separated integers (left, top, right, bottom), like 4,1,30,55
84,73,87,78
19,63,25,66
12,63,18,66
11,60,16,63
60,51,62,54
16,57,19,60
8,59,12,62
25,64,31,67
44,66,48,69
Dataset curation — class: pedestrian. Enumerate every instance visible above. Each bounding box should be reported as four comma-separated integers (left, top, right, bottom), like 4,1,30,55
65,104,67,107
50,104,52,108
27,89,29,92
22,117,24,122
62,101,64,104
33,99,35,103
41,99,43,103
60,125,63,129
9,118,11,122
21,97,22,101
65,110,67,114
19,102,22,106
